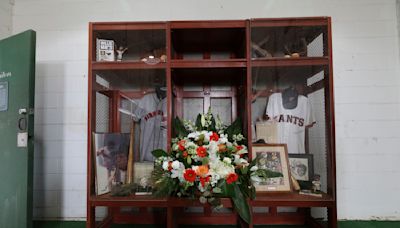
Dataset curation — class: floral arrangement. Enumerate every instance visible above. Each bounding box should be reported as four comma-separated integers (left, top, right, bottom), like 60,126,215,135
151,109,255,223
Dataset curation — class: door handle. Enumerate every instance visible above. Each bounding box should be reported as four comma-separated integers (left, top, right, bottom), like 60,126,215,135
18,117,27,131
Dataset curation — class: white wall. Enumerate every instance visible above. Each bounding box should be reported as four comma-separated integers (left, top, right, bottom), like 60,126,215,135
0,0,13,39
12,0,400,221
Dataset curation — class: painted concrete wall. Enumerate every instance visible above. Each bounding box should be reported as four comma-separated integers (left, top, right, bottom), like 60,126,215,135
0,0,13,39
11,0,400,221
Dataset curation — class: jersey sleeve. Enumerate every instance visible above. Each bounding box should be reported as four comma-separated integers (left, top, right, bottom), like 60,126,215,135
305,97,316,127
266,93,278,119
132,96,148,120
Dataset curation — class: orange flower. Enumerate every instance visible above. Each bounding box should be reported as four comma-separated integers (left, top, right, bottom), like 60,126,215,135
195,165,209,177
226,173,238,184
196,146,207,157
218,144,227,153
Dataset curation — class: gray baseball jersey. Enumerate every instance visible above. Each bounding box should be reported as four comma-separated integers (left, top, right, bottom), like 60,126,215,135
133,93,167,162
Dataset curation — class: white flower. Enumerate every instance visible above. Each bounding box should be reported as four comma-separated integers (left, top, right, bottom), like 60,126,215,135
210,173,221,187
239,158,249,166
233,134,244,142
210,159,234,179
233,155,249,166
171,169,184,182
223,157,232,164
250,166,258,172
170,162,185,181
236,145,248,155
202,131,212,142
172,144,179,151
162,161,170,171
201,114,206,127
171,160,181,170
188,132,198,139
186,141,196,148
218,134,228,144
233,154,240,163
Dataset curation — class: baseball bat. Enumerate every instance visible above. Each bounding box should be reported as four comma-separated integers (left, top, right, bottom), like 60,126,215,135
126,120,135,184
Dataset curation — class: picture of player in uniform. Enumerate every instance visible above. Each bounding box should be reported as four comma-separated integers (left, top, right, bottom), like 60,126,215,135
94,133,130,195
256,151,284,186
288,154,314,182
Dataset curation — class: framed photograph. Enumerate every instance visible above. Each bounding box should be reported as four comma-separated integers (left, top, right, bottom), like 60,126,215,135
93,133,130,195
288,154,314,182
251,144,292,192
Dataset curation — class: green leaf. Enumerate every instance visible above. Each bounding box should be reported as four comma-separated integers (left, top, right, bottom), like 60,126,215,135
152,149,168,158
209,115,217,132
225,118,242,142
212,187,222,194
187,156,192,165
173,117,189,138
254,169,283,179
232,184,251,224
219,180,234,197
202,157,210,165
195,114,203,130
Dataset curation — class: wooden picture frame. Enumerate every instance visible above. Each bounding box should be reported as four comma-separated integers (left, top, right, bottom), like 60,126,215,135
288,154,314,182
251,144,292,192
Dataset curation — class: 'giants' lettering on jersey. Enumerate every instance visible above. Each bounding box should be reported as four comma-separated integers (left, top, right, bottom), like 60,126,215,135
144,110,164,121
273,114,304,127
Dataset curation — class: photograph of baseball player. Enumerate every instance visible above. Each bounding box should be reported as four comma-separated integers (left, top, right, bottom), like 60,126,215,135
252,144,292,192
93,133,130,195
288,153,314,182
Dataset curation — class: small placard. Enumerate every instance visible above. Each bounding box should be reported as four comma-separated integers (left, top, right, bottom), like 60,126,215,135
0,81,8,111
17,132,28,148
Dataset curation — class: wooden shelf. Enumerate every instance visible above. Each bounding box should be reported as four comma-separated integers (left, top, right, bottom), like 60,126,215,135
92,61,166,70
171,59,247,68
92,22,166,31
90,192,333,208
251,57,329,67
170,20,246,29
251,17,329,27
252,192,334,207
90,194,168,207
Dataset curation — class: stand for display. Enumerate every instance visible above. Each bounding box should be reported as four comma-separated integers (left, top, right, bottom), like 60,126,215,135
88,17,336,228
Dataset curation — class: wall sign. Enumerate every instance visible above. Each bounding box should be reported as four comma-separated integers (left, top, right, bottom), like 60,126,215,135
0,81,9,111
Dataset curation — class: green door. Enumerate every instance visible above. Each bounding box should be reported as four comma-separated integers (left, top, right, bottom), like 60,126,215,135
0,30,36,228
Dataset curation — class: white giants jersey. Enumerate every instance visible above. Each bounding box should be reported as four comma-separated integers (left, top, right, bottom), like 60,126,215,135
133,93,167,162
266,93,315,154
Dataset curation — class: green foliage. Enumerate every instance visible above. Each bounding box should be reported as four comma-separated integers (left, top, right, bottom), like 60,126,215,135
232,184,251,224
195,114,202,131
238,172,256,200
253,169,283,179
173,116,189,138
152,166,179,197
151,149,168,158
225,118,243,143
110,183,137,196
215,179,251,223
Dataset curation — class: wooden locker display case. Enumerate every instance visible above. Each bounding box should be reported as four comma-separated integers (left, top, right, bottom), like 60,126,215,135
87,18,336,228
